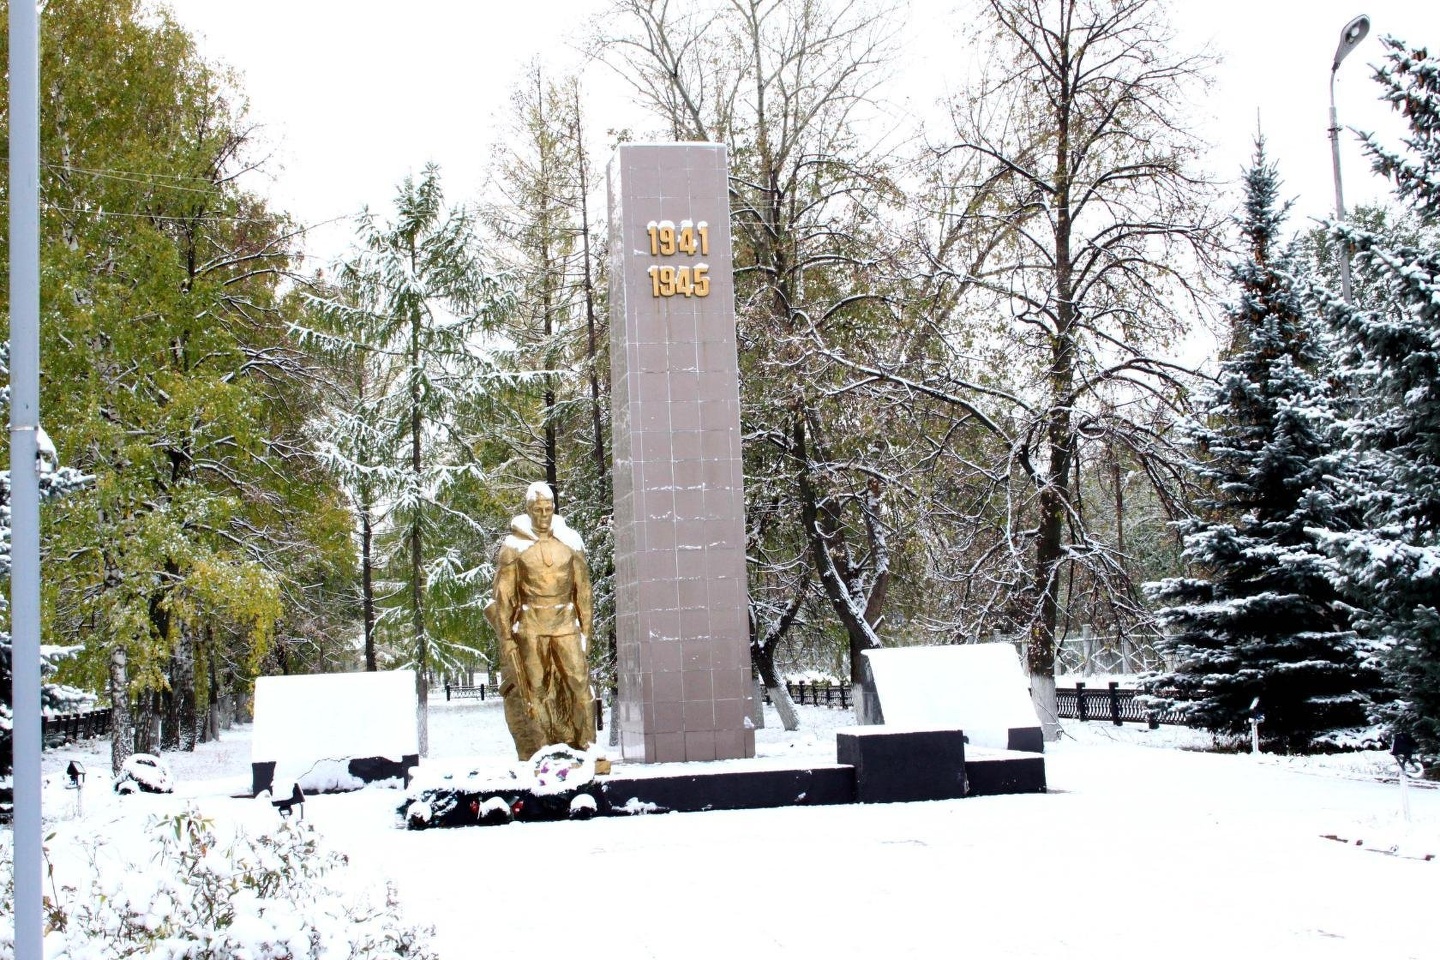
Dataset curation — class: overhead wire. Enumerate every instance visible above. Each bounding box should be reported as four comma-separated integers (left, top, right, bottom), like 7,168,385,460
0,156,361,232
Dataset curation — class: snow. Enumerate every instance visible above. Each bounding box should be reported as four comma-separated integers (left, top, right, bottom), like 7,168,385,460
529,745,596,796
251,669,418,767
865,644,1040,749
292,760,364,795
16,697,1439,959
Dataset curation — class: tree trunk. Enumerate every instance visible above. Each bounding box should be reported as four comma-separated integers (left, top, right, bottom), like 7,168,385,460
752,641,799,731
1030,672,1060,741
749,572,809,733
167,626,197,751
1029,480,1066,740
1025,83,1077,743
409,279,430,757
160,687,179,750
575,88,608,498
750,673,766,729
1112,456,1126,558
362,506,377,671
133,692,161,756
792,408,881,683
412,510,429,757
205,649,221,743
108,645,132,777
541,249,558,499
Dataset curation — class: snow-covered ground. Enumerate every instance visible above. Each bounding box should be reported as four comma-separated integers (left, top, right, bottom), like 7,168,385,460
22,699,1440,959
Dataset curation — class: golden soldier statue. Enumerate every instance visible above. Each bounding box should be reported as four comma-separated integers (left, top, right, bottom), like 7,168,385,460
485,482,595,760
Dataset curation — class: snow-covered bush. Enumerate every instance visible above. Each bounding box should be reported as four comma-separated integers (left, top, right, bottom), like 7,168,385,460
112,753,174,794
1,806,436,959
0,834,11,959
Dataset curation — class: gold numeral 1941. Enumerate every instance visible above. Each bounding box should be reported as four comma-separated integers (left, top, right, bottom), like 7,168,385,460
648,222,709,257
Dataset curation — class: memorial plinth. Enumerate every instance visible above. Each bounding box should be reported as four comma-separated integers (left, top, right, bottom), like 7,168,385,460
608,143,754,763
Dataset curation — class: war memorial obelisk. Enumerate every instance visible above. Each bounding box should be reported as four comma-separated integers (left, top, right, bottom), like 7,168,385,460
608,144,755,762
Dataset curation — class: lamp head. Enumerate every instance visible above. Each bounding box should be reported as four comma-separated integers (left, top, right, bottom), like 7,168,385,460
1332,15,1371,71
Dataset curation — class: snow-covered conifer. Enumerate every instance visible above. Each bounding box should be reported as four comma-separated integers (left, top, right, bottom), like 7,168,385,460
0,347,92,782
307,165,511,757
1146,142,1381,751
1314,37,1440,764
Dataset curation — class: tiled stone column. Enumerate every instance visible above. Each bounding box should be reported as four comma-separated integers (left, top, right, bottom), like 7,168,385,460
608,143,755,763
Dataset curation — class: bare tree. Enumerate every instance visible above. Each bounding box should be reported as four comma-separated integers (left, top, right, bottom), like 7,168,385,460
823,0,1219,733
484,64,585,495
481,66,619,716
597,0,911,721
937,0,1218,732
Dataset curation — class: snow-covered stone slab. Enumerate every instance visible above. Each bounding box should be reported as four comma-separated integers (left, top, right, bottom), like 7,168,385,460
251,669,419,795
863,644,1043,752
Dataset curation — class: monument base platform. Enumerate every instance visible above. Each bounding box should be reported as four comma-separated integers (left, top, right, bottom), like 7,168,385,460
963,748,1048,797
401,728,1045,828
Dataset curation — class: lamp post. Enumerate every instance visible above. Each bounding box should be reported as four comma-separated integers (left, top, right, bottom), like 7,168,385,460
1330,14,1370,306
8,0,43,957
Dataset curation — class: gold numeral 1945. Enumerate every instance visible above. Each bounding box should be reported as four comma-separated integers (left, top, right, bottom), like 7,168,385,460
648,264,711,298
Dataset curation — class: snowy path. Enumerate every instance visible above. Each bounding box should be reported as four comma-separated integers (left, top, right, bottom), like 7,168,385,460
33,701,1439,959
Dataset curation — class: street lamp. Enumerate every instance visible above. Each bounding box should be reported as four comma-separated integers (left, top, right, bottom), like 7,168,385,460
1330,14,1370,305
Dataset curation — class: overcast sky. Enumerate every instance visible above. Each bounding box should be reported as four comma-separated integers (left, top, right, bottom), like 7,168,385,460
162,0,1440,268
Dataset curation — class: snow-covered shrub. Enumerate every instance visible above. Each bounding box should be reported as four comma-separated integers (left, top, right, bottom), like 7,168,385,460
112,753,174,794
0,833,11,959
405,799,434,829
18,806,436,959
479,796,514,824
0,832,68,959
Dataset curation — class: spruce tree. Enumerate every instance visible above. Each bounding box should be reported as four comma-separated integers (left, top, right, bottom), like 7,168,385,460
1146,142,1380,752
1,349,92,786
1316,37,1440,765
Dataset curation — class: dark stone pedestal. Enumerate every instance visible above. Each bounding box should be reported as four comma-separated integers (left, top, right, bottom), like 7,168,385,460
836,728,967,803
599,765,855,814
404,730,1047,828
964,750,1047,795
1007,727,1045,753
